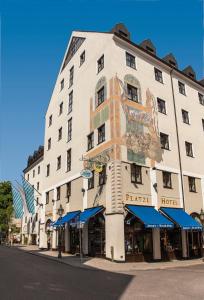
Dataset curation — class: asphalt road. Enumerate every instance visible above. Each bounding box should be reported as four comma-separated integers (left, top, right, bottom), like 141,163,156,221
0,246,204,300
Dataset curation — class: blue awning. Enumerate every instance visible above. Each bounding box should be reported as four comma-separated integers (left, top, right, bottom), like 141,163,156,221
160,207,202,230
79,206,104,224
126,205,174,228
54,211,80,227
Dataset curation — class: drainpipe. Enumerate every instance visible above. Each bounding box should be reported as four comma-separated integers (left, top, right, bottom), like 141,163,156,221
170,68,185,210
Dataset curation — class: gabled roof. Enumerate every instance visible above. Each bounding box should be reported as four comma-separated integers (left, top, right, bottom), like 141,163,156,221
140,39,156,55
182,65,196,80
163,53,178,68
61,36,85,71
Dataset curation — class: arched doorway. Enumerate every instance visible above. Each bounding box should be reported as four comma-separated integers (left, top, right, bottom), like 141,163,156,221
88,212,105,257
45,219,53,250
188,212,202,258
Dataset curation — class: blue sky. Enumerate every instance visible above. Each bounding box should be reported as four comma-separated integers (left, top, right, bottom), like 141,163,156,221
1,0,203,183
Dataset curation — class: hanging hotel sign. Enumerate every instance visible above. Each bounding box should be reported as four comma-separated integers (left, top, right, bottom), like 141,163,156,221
125,193,151,205
80,169,93,179
160,197,180,208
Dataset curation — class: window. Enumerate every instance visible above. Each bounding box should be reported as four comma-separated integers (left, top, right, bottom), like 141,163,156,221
36,198,39,207
127,84,138,102
88,171,94,189
27,174,29,181
182,109,190,124
80,51,85,66
48,138,51,150
202,119,204,131
178,81,186,95
154,68,163,83
98,124,105,144
87,132,94,150
96,86,105,107
126,52,136,69
198,93,204,105
68,91,73,113
160,132,169,150
188,177,196,192
46,164,50,177
162,171,172,188
57,187,61,200
97,55,104,73
67,118,72,142
49,115,52,127
69,66,74,87
60,79,64,91
33,170,35,178
58,127,62,141
57,156,61,170
66,182,71,202
131,164,142,184
67,149,71,172
157,98,166,114
99,167,106,185
185,141,193,157
46,192,49,204
38,166,40,174
59,102,63,115
37,182,39,190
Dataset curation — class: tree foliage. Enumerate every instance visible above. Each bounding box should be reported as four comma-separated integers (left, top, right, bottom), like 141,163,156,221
0,181,13,235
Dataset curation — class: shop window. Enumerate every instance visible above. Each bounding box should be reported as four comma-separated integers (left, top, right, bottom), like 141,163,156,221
98,124,105,144
182,109,190,124
126,52,136,69
188,177,196,192
88,171,94,189
46,192,49,204
185,141,193,157
160,132,169,150
131,164,142,184
57,187,61,200
69,66,74,87
80,51,85,66
162,171,172,189
57,156,61,170
157,98,166,114
99,167,106,185
67,149,71,172
178,81,186,95
198,93,204,105
66,182,71,202
97,55,104,73
127,84,138,102
68,91,73,113
154,68,163,83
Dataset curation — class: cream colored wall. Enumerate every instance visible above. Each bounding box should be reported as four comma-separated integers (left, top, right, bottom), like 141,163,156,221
183,176,203,214
156,170,181,208
121,162,152,206
87,173,106,208
45,189,54,217
67,177,84,212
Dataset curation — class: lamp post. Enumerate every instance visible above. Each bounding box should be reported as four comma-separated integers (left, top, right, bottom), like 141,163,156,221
57,204,64,259
200,208,204,261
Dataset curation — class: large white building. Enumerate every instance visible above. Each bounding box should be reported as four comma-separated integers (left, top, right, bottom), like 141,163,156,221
24,24,204,262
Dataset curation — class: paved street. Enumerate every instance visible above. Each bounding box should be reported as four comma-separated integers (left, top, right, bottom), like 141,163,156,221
0,246,204,300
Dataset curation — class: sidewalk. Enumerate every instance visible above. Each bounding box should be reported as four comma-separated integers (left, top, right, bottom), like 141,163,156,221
15,245,204,274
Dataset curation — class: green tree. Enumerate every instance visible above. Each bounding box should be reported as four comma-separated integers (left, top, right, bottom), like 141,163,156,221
0,181,13,236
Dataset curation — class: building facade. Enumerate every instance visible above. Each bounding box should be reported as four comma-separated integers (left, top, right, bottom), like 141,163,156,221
22,146,44,245
24,24,204,261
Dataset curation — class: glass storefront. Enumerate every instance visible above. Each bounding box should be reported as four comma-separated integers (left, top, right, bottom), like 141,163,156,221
88,213,105,257
160,229,182,260
125,213,153,262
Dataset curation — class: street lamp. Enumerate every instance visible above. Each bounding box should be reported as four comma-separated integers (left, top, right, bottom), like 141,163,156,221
57,204,64,259
200,208,204,261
